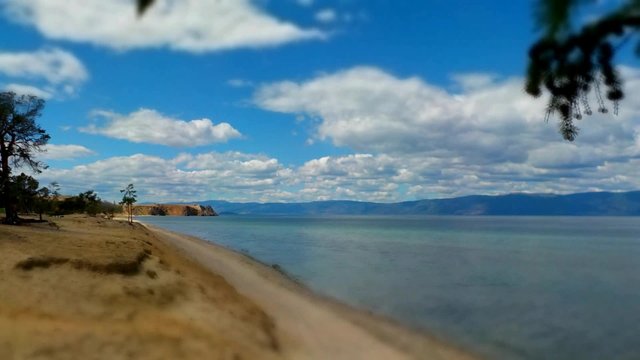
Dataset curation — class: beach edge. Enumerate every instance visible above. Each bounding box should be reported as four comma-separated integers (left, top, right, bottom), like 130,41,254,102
140,220,479,360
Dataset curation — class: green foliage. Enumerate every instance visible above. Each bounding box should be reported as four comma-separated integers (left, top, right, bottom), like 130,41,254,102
119,184,137,206
48,182,60,199
56,190,114,216
0,92,49,171
120,183,138,223
33,187,52,220
527,0,640,140
79,190,101,216
0,91,49,224
100,201,120,219
11,173,39,214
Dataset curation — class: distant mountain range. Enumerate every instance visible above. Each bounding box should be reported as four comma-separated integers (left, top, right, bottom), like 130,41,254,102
188,191,640,216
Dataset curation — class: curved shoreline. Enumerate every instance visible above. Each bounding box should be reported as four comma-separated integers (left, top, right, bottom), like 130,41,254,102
141,221,479,360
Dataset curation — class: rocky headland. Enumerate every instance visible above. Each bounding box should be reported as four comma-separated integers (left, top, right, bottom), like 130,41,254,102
129,204,218,216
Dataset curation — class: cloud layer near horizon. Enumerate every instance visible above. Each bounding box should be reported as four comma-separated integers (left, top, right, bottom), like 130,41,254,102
35,148,640,204
3,0,324,52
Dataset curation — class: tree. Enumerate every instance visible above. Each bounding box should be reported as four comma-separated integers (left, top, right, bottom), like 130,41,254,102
526,0,640,140
0,92,49,224
100,201,120,219
120,184,137,224
55,190,104,216
11,173,39,216
34,186,51,221
46,182,61,215
78,190,101,216
48,182,60,199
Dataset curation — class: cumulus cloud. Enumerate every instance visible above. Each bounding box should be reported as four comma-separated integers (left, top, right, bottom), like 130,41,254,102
254,66,544,157
36,148,640,203
38,152,294,202
3,0,324,52
297,154,402,201
0,48,88,98
39,144,96,160
25,65,640,202
80,109,242,147
294,152,640,201
253,65,640,199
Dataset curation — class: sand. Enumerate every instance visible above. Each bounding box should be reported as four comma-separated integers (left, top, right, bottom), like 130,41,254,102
0,215,477,359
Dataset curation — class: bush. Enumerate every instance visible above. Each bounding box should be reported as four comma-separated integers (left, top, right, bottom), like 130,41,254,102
99,202,120,219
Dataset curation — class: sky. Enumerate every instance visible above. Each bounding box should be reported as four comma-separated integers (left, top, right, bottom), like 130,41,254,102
1,0,640,203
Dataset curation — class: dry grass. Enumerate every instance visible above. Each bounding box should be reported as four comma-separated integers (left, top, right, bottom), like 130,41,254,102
15,251,149,275
0,215,282,360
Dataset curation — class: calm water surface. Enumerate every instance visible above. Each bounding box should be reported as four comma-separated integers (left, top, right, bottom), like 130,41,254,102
139,215,640,360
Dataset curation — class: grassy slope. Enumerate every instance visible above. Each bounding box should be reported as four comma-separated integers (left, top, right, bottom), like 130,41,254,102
0,216,281,359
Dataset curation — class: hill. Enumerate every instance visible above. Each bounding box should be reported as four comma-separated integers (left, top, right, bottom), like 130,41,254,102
193,191,640,216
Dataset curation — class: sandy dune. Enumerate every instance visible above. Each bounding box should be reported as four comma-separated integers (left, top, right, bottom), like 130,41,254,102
0,216,476,359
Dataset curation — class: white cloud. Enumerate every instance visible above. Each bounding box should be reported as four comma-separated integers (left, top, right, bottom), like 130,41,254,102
253,65,640,199
80,109,242,147
0,48,88,98
40,144,96,160
36,147,640,203
294,152,640,201
3,0,325,52
255,66,493,155
25,64,640,202
296,154,401,201
315,9,337,23
4,83,52,99
39,152,293,202
254,66,640,157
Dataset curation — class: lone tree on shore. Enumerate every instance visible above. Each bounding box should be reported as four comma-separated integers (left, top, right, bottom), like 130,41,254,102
526,0,640,140
120,184,137,224
0,92,49,225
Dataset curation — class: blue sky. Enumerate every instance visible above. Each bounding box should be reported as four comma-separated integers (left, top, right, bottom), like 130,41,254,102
1,0,640,203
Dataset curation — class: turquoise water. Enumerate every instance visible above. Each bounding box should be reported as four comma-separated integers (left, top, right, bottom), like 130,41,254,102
139,215,640,359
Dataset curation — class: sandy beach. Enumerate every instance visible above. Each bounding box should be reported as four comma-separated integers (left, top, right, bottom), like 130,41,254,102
0,216,476,359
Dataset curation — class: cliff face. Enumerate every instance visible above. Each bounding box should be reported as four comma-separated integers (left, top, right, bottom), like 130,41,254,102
128,204,218,216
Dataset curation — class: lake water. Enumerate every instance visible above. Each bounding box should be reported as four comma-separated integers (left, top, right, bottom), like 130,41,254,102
139,215,640,360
